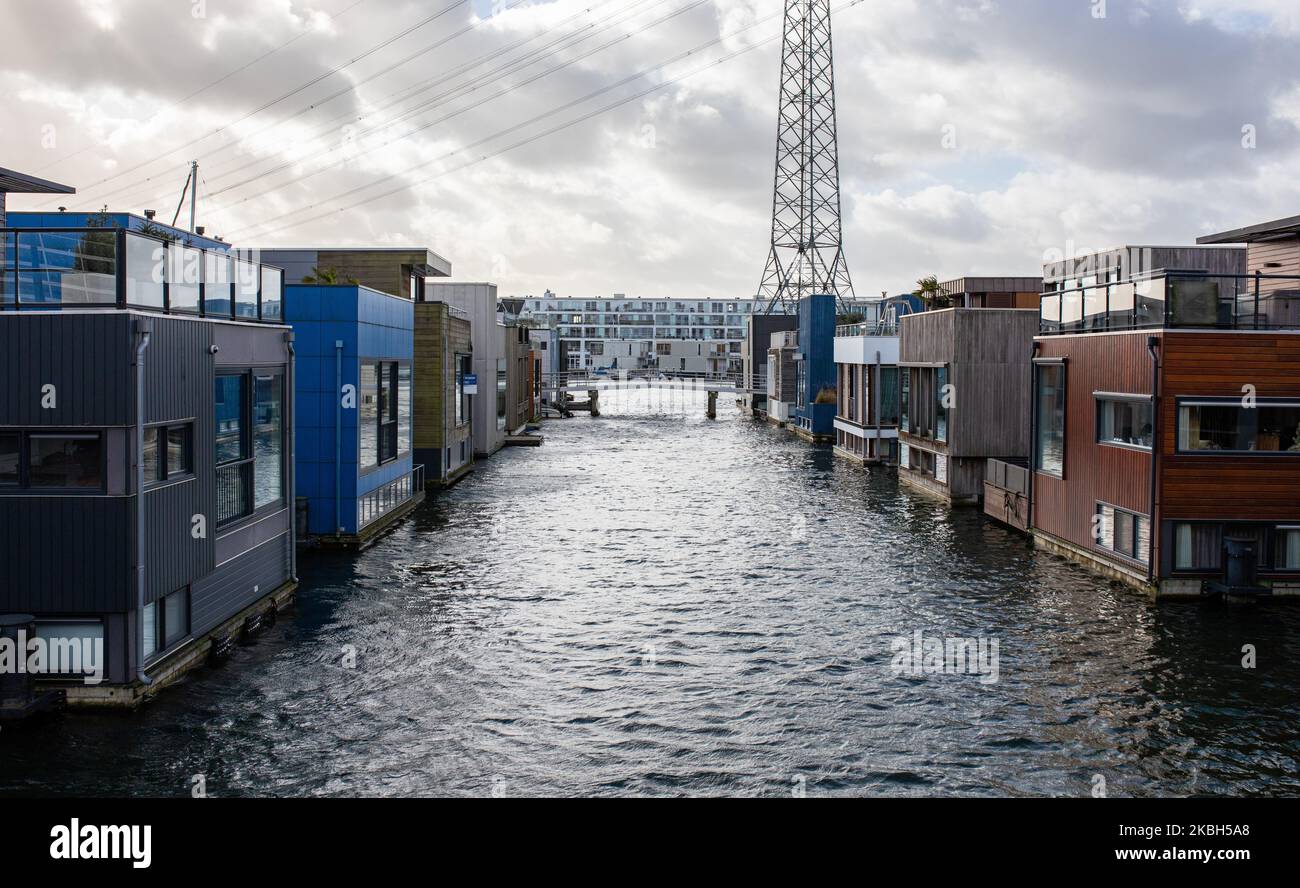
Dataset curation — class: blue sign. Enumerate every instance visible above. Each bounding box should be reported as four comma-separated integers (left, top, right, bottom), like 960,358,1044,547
464,373,478,395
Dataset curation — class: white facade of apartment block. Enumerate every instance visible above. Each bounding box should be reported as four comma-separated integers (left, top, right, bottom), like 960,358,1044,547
517,292,758,374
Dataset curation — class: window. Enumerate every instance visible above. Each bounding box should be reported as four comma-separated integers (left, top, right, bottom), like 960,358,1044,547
124,233,164,309
204,251,233,318
935,366,949,442
359,363,378,471
215,374,250,526
900,369,911,433
398,364,412,456
1096,504,1149,564
496,359,507,431
234,259,259,319
878,367,900,426
1175,523,1222,571
1035,363,1066,477
261,266,283,322
1178,400,1300,453
167,243,201,313
144,423,193,484
1277,528,1300,570
1097,396,1153,449
379,363,398,464
253,375,283,508
0,433,17,485
143,588,190,662
31,621,103,676
29,434,103,489
455,354,471,427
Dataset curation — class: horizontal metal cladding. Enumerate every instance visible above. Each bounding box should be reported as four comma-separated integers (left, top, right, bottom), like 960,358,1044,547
0,496,133,612
1032,331,1157,559
0,312,135,426
1160,331,1300,520
190,532,291,637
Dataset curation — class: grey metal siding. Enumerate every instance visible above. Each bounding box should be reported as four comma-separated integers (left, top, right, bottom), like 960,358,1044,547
190,533,291,637
0,497,133,612
0,313,134,427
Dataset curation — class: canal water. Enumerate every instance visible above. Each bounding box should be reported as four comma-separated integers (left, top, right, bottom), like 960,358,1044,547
3,391,1299,797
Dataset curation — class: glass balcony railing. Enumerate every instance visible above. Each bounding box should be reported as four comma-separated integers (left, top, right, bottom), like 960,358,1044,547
1039,271,1300,334
835,320,900,337
0,227,284,323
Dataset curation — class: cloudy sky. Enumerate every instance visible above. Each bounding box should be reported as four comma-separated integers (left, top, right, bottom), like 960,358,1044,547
3,0,1298,299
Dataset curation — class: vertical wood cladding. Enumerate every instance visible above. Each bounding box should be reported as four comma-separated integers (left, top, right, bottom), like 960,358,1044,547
1032,331,1158,564
0,313,134,426
1160,331,1300,520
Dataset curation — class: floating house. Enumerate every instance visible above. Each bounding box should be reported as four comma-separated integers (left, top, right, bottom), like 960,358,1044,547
765,329,799,425
283,283,421,546
939,277,1042,309
789,293,838,442
1021,233,1300,598
741,312,799,418
413,299,474,486
898,307,1039,504
833,297,916,464
2,200,294,706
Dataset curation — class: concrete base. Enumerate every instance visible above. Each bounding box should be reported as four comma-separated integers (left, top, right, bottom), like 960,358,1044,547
898,468,978,506
1031,531,1160,598
53,579,300,709
432,462,475,489
312,490,425,550
791,426,834,445
833,445,890,466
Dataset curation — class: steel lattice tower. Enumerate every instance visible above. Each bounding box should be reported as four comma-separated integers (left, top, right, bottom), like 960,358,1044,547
758,0,854,314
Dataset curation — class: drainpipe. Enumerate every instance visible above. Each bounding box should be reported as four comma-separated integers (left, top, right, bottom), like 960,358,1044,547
134,320,153,686
1028,341,1041,534
1146,336,1161,582
335,340,343,536
286,332,298,583
443,309,450,484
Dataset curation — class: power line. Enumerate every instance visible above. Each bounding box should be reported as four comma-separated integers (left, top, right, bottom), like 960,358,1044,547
231,1,869,242
30,0,372,176
132,0,649,211
207,0,705,211
37,0,470,206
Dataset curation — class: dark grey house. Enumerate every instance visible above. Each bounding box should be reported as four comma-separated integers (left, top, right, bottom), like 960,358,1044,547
1,205,296,707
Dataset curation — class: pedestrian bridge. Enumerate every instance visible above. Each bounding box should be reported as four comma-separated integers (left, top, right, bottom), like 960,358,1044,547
543,370,765,396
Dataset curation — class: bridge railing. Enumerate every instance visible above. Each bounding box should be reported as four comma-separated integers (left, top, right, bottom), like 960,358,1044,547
540,369,767,392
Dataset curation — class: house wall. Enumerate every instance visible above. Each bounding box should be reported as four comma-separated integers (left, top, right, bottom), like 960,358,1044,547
426,283,505,456
413,302,473,482
1031,330,1157,573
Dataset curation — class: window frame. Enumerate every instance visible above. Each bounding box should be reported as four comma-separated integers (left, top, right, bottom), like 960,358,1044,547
1034,360,1067,479
0,430,107,493
215,368,286,528
144,421,195,488
143,587,192,665
1175,397,1300,456
1095,501,1150,566
1094,392,1154,452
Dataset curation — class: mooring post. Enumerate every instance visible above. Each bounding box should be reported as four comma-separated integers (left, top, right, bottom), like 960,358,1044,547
707,390,717,420
589,389,600,417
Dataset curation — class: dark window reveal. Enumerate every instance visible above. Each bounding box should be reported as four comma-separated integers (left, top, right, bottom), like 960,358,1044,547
29,434,103,489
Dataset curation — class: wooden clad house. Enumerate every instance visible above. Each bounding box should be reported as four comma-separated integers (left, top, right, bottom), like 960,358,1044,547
1028,233,1300,598
897,308,1039,504
413,301,474,486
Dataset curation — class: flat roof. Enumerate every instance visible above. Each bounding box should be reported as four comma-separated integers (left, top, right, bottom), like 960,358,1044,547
0,167,76,195
1197,215,1300,245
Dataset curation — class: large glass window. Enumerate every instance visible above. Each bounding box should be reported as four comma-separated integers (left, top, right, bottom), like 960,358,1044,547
1277,528,1300,571
1178,401,1300,453
253,375,283,509
234,258,259,320
260,266,283,322
167,243,201,313
379,363,398,464
900,369,911,432
124,233,165,309
29,434,103,489
17,231,117,306
1097,397,1153,449
496,359,507,431
1035,363,1065,477
398,363,412,456
455,354,471,427
359,363,379,471
0,433,19,485
215,374,250,526
163,588,189,648
204,251,233,318
935,366,949,442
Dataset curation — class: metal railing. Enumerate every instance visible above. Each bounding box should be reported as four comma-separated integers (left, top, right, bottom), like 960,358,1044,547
835,320,901,337
1039,271,1300,334
541,369,767,392
358,464,424,531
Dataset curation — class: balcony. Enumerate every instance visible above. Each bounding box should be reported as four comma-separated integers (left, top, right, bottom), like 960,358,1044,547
0,227,284,323
1039,271,1300,335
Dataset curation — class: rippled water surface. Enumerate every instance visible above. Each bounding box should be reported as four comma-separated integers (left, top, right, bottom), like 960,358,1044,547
3,393,1299,797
